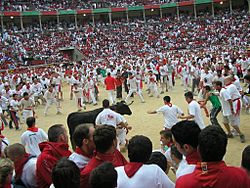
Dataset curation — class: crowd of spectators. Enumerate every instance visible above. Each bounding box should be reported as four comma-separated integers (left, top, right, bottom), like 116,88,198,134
2,0,185,11
0,9,249,70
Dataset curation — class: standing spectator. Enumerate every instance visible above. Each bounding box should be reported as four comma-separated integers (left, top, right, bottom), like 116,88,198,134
90,162,117,188
36,124,72,188
241,145,250,176
69,124,95,170
7,143,37,188
171,121,201,167
51,158,80,188
80,126,127,188
104,73,116,105
176,126,250,188
21,117,48,157
0,158,14,188
115,135,174,188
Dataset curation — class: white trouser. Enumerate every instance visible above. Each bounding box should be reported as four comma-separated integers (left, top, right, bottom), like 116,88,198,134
22,110,33,122
160,75,168,91
125,88,145,103
167,73,173,88
182,76,188,91
117,128,126,146
44,98,60,114
149,84,159,97
89,89,97,104
108,90,116,105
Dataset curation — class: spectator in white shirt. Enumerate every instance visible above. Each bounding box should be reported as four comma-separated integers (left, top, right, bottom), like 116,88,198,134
170,145,195,179
21,117,48,157
9,94,20,130
115,135,175,188
7,143,37,188
69,124,95,170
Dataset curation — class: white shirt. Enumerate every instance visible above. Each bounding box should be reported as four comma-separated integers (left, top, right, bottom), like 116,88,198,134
0,96,9,110
21,157,37,188
225,84,242,113
218,88,232,116
10,99,19,111
201,72,213,86
176,159,195,179
95,108,123,127
44,89,57,101
21,128,48,156
188,100,205,129
127,77,139,90
156,104,183,129
116,164,175,188
69,152,91,169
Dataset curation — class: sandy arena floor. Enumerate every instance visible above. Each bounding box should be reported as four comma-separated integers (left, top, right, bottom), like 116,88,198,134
4,78,250,180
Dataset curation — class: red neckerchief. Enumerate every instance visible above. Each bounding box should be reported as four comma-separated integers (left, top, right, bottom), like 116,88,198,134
167,141,173,148
27,127,38,132
165,102,172,107
3,182,11,188
75,147,92,159
0,134,5,139
225,82,232,87
94,151,114,163
124,162,143,178
15,153,31,181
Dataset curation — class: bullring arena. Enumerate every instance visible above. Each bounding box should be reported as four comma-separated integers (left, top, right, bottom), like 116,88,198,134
0,0,250,187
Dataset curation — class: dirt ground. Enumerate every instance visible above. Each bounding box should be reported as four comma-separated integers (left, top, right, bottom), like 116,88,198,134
4,78,250,181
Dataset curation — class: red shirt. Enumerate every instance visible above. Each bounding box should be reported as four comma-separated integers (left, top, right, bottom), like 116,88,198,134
80,149,127,188
36,142,72,188
176,161,250,188
104,76,116,90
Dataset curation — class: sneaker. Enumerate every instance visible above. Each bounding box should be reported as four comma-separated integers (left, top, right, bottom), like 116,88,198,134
240,134,245,143
16,127,22,131
56,112,62,115
227,133,234,138
160,91,164,94
141,101,145,103
93,103,98,106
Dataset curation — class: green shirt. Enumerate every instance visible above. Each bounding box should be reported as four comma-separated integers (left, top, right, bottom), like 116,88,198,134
208,92,221,108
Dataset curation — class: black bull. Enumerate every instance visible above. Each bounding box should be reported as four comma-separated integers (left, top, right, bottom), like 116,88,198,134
67,101,133,149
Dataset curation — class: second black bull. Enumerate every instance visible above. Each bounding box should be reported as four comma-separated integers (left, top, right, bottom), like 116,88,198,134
67,101,133,149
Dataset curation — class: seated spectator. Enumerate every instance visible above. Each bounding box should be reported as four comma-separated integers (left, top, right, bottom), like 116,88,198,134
147,151,168,173
170,145,195,179
0,158,14,188
69,124,95,170
90,162,117,188
116,135,174,188
21,117,48,157
80,126,127,188
51,157,80,188
7,143,37,188
176,126,250,188
171,120,201,165
241,145,250,176
36,124,72,188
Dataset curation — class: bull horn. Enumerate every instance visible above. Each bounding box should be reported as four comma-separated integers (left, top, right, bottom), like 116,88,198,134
127,101,134,106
